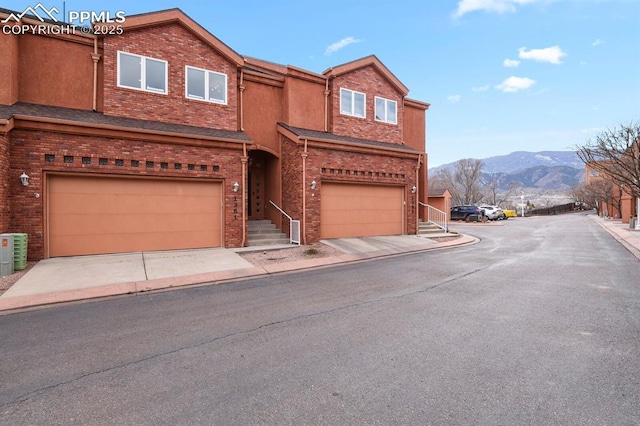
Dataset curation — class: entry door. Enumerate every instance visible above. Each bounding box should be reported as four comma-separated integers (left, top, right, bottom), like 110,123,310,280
248,166,265,220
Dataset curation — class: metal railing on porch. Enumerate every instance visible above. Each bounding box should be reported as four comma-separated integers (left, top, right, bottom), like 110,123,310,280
269,200,300,245
419,202,449,233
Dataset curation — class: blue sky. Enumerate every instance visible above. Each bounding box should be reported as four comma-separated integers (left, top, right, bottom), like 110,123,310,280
4,0,639,167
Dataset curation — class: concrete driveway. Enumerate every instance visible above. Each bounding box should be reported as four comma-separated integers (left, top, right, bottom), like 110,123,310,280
2,248,254,298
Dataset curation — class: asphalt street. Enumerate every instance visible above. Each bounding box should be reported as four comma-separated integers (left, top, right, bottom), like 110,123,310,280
1,213,638,425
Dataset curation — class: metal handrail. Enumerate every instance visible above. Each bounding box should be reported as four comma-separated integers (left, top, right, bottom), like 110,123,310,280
269,200,300,245
419,201,449,233
269,200,292,221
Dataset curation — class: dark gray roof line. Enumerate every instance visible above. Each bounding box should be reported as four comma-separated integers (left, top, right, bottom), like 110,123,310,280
0,102,252,142
279,122,419,153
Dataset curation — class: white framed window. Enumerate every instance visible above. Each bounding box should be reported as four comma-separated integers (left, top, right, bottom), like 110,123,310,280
340,88,366,118
185,66,227,104
375,96,397,124
117,51,167,94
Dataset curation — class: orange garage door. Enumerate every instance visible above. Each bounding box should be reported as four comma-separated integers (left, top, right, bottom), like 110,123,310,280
320,183,404,239
48,175,222,257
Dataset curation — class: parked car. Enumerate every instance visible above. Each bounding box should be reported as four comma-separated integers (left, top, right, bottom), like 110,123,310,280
450,205,484,221
480,205,506,220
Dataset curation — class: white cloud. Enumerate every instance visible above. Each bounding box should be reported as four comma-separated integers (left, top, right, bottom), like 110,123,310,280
503,58,520,67
592,39,604,47
447,94,462,103
495,76,535,92
518,46,566,64
452,0,537,18
472,85,490,92
324,36,362,56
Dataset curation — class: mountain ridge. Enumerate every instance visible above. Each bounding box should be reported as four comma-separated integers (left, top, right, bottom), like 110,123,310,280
429,150,586,196
430,150,583,174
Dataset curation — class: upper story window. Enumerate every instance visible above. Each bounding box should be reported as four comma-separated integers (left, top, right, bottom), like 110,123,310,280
340,88,366,118
117,51,167,94
375,97,397,124
186,66,227,104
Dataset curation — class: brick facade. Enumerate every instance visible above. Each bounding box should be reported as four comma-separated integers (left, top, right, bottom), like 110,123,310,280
103,23,238,131
281,134,419,243
0,133,9,232
330,66,404,144
280,135,304,236
0,8,428,260
8,129,244,259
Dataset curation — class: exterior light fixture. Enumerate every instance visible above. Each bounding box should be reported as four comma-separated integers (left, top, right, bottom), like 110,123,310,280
311,180,316,190
233,182,239,192
411,185,417,194
20,172,29,186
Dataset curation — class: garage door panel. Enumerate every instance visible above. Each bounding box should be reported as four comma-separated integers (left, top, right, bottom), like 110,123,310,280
51,230,217,254
48,176,222,257
320,183,403,239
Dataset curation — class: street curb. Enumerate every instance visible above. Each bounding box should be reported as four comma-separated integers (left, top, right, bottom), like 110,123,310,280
588,215,640,261
0,234,479,314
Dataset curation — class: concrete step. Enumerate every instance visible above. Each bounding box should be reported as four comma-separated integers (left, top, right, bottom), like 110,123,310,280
417,221,446,235
419,228,447,235
247,237,291,246
248,221,277,230
247,220,290,246
419,232,458,239
248,232,289,240
247,228,283,235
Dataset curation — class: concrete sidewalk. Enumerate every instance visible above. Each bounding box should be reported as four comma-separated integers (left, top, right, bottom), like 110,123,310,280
589,214,640,260
0,233,477,312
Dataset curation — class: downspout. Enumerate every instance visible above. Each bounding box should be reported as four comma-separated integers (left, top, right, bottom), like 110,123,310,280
241,143,248,246
301,139,308,244
239,69,245,131
91,36,101,112
324,79,330,132
415,154,421,234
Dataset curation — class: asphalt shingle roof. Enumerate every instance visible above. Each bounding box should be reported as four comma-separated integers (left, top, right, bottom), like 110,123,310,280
0,102,252,142
278,123,419,153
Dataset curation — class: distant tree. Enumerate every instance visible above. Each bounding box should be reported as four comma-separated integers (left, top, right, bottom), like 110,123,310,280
571,183,595,209
584,179,621,217
453,158,484,204
484,177,522,206
429,168,453,191
429,167,458,202
576,122,640,198
485,177,500,205
495,181,522,206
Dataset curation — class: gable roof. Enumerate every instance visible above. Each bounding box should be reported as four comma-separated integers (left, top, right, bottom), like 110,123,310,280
120,8,243,67
323,55,409,96
428,188,451,197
